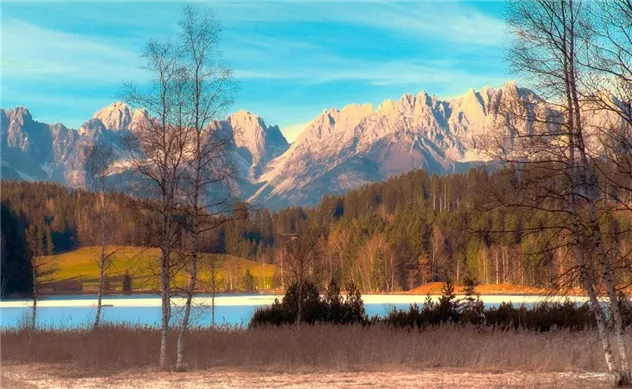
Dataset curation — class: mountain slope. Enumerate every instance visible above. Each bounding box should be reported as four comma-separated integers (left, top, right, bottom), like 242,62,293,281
247,82,541,208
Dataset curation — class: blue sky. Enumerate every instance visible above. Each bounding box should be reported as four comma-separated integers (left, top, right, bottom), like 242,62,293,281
1,1,511,142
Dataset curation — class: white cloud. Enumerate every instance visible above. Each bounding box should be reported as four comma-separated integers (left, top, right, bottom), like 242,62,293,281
2,20,146,83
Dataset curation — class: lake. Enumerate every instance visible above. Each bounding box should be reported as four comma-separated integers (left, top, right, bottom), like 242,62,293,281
0,293,588,329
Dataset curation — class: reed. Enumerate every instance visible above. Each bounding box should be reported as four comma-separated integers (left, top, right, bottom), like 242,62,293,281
1,324,608,373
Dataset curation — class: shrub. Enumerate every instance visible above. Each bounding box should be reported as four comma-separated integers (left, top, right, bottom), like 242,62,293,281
280,281,323,324
250,279,369,327
342,281,366,325
383,280,598,331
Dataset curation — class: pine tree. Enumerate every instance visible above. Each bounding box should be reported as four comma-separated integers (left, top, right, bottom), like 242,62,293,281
44,226,54,256
462,274,479,308
243,269,255,292
122,271,133,294
438,277,459,323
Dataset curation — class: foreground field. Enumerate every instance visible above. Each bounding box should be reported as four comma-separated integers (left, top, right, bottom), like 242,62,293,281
3,325,607,371
1,325,612,387
0,364,609,388
42,246,278,293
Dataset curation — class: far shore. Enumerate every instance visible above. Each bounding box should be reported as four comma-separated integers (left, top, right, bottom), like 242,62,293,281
3,282,591,300
0,292,589,308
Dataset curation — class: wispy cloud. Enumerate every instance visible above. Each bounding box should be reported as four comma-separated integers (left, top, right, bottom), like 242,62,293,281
2,1,510,138
235,58,502,88
214,1,506,46
2,20,145,83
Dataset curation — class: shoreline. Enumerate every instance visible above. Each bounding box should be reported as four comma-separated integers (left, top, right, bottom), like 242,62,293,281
3,281,589,299
0,293,589,308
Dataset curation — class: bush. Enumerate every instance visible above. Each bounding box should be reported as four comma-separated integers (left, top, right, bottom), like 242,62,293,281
383,280,597,331
253,278,606,332
280,281,323,324
250,279,369,327
251,298,295,326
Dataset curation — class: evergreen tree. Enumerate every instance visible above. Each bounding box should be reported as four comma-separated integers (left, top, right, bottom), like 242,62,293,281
243,269,255,292
438,277,459,323
122,271,133,294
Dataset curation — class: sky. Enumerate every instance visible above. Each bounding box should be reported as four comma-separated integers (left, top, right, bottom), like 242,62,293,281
1,1,511,143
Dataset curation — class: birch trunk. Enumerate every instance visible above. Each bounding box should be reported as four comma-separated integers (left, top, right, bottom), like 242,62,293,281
574,244,619,380
211,286,216,326
159,246,170,370
176,251,197,371
297,281,302,328
94,194,106,328
591,213,631,383
31,288,37,331
176,184,199,371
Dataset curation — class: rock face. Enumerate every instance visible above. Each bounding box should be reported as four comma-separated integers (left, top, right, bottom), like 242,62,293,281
0,102,290,197
228,110,289,180
0,102,151,187
2,83,552,208
247,82,543,208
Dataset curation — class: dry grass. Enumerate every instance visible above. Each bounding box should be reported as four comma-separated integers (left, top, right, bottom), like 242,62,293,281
0,364,610,388
1,324,607,373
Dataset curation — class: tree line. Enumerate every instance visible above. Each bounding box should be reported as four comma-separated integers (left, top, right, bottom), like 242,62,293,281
5,158,632,296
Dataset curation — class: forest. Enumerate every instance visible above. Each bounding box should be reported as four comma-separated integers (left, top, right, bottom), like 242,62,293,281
3,162,631,296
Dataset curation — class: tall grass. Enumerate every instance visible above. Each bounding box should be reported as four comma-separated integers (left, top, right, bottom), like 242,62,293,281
1,324,608,372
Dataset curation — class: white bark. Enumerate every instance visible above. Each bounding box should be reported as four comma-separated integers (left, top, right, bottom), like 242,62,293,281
94,193,107,328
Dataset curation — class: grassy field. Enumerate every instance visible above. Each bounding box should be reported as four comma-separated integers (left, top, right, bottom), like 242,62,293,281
41,246,279,294
40,246,585,296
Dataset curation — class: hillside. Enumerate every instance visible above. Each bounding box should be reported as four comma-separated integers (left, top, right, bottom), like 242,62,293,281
40,246,279,294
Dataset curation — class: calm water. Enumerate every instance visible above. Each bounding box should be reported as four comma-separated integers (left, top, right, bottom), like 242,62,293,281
0,293,565,329
0,294,410,329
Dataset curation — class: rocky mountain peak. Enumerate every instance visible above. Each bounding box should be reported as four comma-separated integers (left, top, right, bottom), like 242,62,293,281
78,118,106,137
226,110,289,180
93,102,134,130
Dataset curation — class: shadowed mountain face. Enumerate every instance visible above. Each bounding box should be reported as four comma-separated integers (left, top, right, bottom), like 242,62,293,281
1,82,544,209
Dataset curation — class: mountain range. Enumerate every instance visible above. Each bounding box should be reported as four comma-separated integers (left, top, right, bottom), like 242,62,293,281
1,82,539,209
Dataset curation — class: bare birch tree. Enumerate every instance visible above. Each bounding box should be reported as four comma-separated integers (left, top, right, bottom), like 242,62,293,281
175,3,235,371
201,253,224,326
24,223,56,333
84,141,117,328
122,38,191,370
474,1,632,384
283,231,320,327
